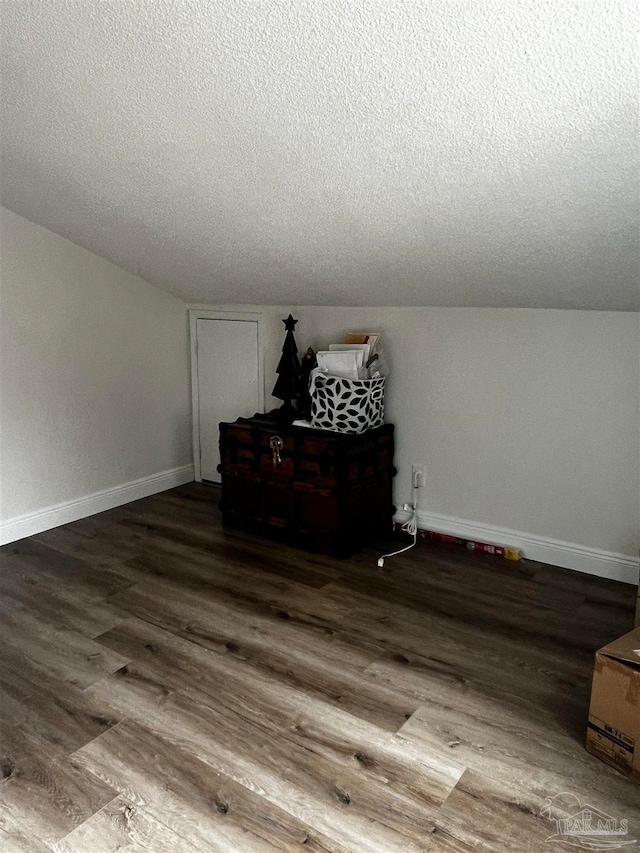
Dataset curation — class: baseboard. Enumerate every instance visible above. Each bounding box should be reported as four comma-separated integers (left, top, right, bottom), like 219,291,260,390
0,464,195,545
394,508,639,586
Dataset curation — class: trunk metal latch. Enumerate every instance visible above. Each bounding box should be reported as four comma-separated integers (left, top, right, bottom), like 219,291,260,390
269,435,284,468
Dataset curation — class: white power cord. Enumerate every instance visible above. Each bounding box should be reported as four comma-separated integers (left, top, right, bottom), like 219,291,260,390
377,482,419,567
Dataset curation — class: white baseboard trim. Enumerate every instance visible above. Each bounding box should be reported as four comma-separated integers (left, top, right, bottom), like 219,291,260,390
394,508,639,586
0,464,195,546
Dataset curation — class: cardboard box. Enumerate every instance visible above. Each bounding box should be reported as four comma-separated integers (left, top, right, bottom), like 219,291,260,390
586,626,640,783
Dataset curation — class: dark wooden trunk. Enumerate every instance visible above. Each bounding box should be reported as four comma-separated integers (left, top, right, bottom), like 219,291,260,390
218,415,396,557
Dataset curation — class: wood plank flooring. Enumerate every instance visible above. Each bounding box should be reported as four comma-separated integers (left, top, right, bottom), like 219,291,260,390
0,483,638,852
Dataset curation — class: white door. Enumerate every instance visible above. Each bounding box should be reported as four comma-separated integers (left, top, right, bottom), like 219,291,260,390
195,318,261,483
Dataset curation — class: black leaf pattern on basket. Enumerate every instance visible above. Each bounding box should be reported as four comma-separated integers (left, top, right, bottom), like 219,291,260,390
310,376,385,434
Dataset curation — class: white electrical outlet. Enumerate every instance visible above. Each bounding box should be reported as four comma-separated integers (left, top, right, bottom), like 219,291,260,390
411,465,425,489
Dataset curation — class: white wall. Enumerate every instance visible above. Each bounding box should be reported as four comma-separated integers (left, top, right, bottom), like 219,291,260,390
0,208,192,541
246,305,639,581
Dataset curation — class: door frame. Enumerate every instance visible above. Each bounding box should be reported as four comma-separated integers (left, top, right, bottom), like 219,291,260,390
189,309,265,483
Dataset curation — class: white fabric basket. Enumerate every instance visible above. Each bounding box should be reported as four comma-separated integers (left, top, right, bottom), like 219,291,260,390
309,373,385,434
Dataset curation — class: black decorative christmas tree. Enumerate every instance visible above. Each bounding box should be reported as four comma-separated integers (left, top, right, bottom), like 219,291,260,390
272,314,300,422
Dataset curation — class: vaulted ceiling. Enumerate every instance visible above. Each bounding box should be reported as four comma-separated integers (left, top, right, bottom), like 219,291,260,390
1,1,638,309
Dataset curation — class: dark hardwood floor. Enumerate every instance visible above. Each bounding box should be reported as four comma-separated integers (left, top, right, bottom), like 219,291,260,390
0,482,637,852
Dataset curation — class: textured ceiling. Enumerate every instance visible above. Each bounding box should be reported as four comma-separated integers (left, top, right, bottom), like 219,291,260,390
1,1,638,309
